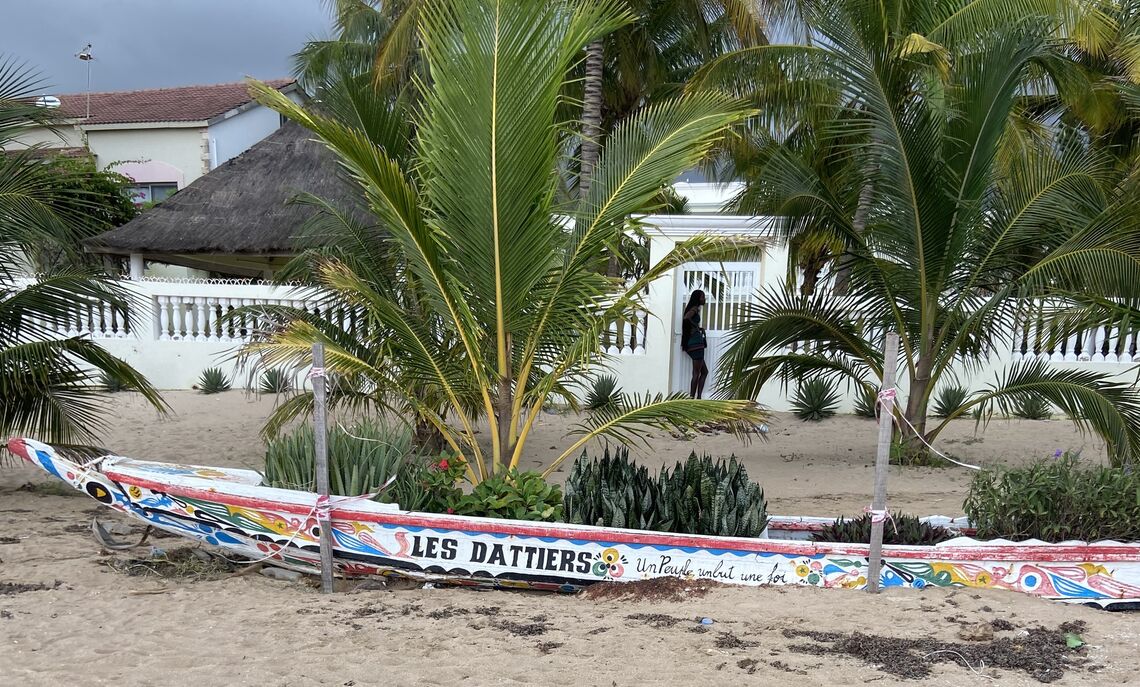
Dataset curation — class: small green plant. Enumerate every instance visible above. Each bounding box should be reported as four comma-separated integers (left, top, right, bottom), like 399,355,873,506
931,385,969,419
964,452,1140,542
1011,394,1053,420
791,378,840,421
259,368,293,396
98,372,129,393
197,367,232,394
853,386,878,418
564,446,664,530
264,418,414,497
564,449,768,537
584,374,623,411
889,436,948,467
812,512,955,546
450,469,564,521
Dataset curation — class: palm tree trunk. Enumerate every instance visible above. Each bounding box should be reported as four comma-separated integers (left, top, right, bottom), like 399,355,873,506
579,39,604,201
903,355,934,460
833,178,874,295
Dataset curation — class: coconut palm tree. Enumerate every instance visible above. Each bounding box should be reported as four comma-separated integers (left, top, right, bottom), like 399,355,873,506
696,1,1140,465
239,0,767,483
0,58,165,445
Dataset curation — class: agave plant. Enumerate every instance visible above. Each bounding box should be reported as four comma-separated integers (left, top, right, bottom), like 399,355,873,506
196,367,232,394
236,0,767,484
1012,394,1053,421
259,368,293,396
791,378,840,421
931,386,970,419
584,374,623,411
264,418,413,497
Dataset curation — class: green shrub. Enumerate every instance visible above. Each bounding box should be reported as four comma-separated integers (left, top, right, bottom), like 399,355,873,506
260,368,293,395
564,448,768,537
263,418,413,498
451,469,563,521
811,512,955,546
853,386,878,418
931,385,969,418
964,453,1140,542
1012,394,1052,420
197,367,232,394
564,446,665,530
585,374,623,411
791,378,840,421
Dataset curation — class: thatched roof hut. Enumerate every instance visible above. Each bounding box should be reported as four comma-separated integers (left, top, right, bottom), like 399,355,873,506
86,122,363,277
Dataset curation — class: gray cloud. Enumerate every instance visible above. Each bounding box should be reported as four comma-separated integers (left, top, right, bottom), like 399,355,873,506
2,0,332,94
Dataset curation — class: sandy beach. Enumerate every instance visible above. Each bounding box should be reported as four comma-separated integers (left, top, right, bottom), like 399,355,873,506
2,391,1136,686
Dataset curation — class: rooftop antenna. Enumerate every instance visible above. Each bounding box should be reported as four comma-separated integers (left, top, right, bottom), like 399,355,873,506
75,44,93,118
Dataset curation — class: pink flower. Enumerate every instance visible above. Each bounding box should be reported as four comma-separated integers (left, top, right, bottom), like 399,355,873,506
446,507,455,514
438,459,450,470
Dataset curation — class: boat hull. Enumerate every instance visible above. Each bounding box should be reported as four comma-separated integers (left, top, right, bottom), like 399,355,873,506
10,437,1140,605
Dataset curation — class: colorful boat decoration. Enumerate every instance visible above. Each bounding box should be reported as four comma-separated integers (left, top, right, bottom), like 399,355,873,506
9,437,1140,608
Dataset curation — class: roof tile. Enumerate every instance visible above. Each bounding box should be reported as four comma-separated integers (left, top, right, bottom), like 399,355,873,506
56,79,295,125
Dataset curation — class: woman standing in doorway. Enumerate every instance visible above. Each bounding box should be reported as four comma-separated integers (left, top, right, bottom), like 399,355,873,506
681,290,708,398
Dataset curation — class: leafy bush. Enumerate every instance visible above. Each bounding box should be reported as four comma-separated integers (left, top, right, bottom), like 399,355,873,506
260,368,293,395
451,469,563,521
931,385,969,418
564,448,768,537
853,386,878,418
812,512,955,546
197,367,231,394
263,418,412,497
585,374,623,411
964,453,1140,542
1012,394,1052,420
791,378,840,421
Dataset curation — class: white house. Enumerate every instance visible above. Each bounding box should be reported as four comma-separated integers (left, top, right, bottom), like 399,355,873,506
9,79,303,203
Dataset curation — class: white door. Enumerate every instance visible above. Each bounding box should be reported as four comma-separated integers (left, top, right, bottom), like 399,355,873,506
671,262,760,397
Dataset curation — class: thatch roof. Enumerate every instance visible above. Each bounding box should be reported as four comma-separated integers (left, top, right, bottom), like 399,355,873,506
87,122,362,256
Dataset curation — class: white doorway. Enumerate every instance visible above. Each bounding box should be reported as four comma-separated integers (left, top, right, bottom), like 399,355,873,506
671,262,760,397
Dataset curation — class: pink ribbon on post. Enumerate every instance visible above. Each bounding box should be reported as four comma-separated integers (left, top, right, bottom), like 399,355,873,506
864,505,898,534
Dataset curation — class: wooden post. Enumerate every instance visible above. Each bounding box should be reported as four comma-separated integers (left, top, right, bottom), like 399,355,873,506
867,331,899,593
312,343,335,594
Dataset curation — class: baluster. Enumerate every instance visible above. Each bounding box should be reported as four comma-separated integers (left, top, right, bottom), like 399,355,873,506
195,298,209,342
620,317,634,355
205,298,218,341
1086,326,1101,362
607,320,619,355
1105,324,1120,363
242,299,255,341
157,296,171,340
1063,330,1078,362
634,310,647,354
1011,322,1024,361
1129,331,1140,364
1085,325,1103,362
218,298,233,341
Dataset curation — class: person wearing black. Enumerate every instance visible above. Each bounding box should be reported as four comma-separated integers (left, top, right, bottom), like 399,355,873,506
680,289,708,398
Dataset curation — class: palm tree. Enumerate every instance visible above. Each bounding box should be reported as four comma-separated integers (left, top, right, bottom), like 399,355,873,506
0,58,166,445
578,0,766,197
239,0,767,483
697,1,1140,465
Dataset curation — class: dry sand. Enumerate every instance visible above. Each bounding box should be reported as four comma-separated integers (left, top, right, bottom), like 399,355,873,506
1,391,1136,686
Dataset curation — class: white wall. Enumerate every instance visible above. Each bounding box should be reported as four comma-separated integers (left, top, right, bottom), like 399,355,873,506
208,105,281,169
86,126,207,183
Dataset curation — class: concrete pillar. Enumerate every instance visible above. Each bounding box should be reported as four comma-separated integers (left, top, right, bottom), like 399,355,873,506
129,254,144,280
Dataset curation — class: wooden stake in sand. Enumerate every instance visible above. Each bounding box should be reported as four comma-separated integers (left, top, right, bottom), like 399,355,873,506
866,331,899,593
311,343,335,594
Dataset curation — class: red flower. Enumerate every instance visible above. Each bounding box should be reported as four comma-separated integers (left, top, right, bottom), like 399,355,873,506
447,507,455,514
438,459,450,470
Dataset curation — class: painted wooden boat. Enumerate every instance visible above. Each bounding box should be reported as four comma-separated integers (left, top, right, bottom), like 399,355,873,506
10,437,1140,607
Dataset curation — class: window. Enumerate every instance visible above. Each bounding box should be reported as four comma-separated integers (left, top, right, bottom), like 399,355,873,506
129,183,178,206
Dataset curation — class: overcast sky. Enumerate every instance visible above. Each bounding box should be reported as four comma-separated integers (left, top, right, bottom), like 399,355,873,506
2,0,333,94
